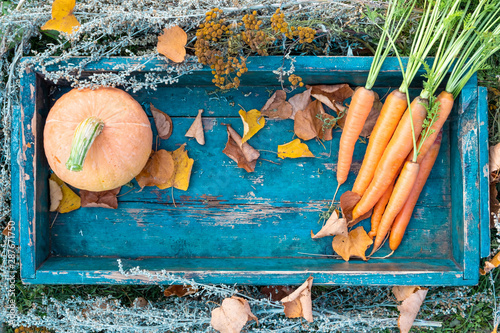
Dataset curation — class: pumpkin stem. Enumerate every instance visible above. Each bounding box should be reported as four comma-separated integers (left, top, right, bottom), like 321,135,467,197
66,117,104,172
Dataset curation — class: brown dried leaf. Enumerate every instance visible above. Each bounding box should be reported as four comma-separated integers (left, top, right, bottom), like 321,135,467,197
331,226,373,261
185,109,205,145
340,191,372,227
396,287,428,333
359,93,382,138
392,286,420,302
80,187,121,209
294,100,335,141
131,297,149,308
311,211,348,238
164,285,198,297
151,103,173,140
491,142,500,173
135,150,175,188
2,225,11,237
261,90,293,119
289,87,312,120
260,286,294,301
157,26,187,63
280,276,313,323
211,296,258,333
309,84,354,112
222,125,260,172
49,178,63,212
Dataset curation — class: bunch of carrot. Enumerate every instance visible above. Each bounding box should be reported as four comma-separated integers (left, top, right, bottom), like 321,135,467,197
336,0,500,256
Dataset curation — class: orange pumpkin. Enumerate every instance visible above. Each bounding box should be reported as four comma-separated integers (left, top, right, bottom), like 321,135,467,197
44,87,153,191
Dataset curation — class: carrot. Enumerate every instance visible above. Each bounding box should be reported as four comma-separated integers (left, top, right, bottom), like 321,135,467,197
336,87,375,186
368,180,395,239
370,161,420,254
390,131,442,251
408,91,453,164
352,90,407,195
352,97,428,221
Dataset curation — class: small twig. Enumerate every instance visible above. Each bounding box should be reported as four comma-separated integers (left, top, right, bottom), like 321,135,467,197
171,187,177,208
50,212,59,229
259,158,281,165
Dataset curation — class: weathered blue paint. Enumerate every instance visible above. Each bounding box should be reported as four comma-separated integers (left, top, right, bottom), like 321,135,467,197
15,56,489,286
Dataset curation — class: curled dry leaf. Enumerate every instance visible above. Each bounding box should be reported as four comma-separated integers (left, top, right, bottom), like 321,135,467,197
131,297,149,308
261,90,293,119
311,211,347,238
294,100,335,141
340,191,372,227
49,179,63,212
278,139,314,159
331,226,373,261
135,150,175,189
157,25,187,63
288,87,312,120
211,296,258,333
280,276,314,323
393,286,429,333
222,125,260,173
239,109,266,144
260,286,294,301
41,0,80,34
480,251,500,275
185,109,205,145
491,142,500,174
151,103,173,140
309,84,354,113
50,173,81,213
80,187,121,209
157,144,194,191
164,285,198,297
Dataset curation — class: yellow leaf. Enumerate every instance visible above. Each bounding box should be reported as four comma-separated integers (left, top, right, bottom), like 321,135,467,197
41,0,80,34
277,139,314,159
50,173,81,213
239,109,265,144
157,26,187,63
157,144,194,191
331,226,373,261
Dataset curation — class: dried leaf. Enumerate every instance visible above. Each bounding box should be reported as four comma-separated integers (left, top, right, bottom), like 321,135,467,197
309,84,354,112
80,187,121,209
157,144,194,191
185,109,205,145
157,26,187,63
2,225,11,237
222,125,260,172
331,226,373,261
281,276,313,323
41,0,80,34
131,297,149,308
211,296,258,333
151,103,173,140
260,286,294,301
49,179,63,212
261,90,293,119
394,286,429,333
340,191,372,227
359,93,382,138
311,211,347,238
289,87,312,120
164,285,198,297
50,173,80,213
294,100,335,141
135,150,175,188
239,109,266,144
392,286,420,302
278,139,314,159
490,142,500,173
480,251,500,275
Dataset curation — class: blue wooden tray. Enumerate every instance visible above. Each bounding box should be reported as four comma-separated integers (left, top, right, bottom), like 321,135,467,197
13,56,489,285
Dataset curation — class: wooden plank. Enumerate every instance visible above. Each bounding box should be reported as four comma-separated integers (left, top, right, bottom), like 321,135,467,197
10,106,21,246
477,87,490,258
28,257,471,286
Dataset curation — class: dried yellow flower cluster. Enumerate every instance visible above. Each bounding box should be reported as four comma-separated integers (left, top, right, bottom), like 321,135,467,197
271,8,316,43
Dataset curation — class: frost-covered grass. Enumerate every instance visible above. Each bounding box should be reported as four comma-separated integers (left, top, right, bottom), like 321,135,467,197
1,0,500,332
